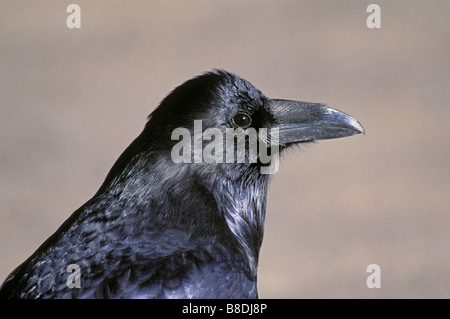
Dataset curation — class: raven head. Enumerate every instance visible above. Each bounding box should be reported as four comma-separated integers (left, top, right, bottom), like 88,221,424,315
143,69,364,177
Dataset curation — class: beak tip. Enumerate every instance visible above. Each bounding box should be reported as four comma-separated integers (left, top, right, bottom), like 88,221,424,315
354,121,365,136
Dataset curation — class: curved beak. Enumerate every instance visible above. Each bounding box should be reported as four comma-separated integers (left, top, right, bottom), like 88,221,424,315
268,99,365,145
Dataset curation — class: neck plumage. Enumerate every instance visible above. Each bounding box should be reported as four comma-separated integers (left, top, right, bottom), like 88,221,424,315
213,171,270,275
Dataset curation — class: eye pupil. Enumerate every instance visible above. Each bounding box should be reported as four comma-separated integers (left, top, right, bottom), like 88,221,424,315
233,113,252,128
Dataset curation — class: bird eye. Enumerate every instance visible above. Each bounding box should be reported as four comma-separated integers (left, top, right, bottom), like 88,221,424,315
232,113,252,128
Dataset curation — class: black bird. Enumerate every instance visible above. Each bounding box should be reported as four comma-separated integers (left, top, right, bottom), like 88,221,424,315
0,70,364,298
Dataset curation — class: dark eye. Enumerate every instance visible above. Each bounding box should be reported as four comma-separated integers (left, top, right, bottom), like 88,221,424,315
232,113,252,128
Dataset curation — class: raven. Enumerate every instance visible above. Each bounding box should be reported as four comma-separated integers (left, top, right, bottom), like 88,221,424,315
0,70,364,298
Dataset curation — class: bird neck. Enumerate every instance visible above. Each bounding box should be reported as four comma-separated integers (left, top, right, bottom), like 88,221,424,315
98,152,270,277
212,169,270,275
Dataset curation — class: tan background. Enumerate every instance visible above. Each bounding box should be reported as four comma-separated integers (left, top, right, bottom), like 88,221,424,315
0,1,449,298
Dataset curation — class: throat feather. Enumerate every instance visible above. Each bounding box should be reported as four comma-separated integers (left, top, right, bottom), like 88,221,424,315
214,176,268,275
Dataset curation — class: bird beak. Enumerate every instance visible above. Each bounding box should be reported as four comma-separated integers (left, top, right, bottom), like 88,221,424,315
268,99,365,145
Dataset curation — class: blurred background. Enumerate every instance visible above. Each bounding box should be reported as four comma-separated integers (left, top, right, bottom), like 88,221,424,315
0,1,449,298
